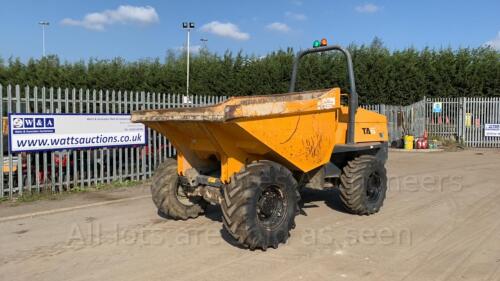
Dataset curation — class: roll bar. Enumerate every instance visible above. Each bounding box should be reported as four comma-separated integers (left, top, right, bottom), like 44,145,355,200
289,45,358,144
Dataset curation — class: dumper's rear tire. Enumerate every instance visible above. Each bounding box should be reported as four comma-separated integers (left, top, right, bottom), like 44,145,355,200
151,159,206,220
339,155,387,215
221,161,298,250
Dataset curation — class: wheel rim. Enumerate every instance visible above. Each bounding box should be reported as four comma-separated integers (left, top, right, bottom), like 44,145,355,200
366,172,382,202
256,185,287,230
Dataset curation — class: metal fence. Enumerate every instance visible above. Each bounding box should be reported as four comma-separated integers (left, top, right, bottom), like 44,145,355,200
363,97,500,148
1,83,499,198
424,97,500,148
0,84,226,198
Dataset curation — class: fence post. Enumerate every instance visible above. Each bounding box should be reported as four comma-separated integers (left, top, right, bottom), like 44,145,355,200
463,97,468,147
111,90,117,183
99,90,104,185
7,85,13,198
423,95,429,137
26,86,32,192
380,104,386,116
105,90,111,184
117,90,123,182
57,88,63,192
0,84,3,198
15,85,23,195
458,97,464,145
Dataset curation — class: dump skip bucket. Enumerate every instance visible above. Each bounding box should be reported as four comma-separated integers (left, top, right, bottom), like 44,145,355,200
132,89,348,182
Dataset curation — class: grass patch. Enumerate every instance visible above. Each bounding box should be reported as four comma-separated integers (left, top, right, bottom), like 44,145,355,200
94,179,141,190
428,134,465,151
1,179,144,205
15,191,64,203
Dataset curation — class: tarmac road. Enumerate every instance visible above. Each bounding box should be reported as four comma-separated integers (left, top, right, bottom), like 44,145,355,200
1,150,499,281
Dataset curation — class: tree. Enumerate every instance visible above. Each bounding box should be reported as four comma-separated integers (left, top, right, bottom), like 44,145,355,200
0,41,498,105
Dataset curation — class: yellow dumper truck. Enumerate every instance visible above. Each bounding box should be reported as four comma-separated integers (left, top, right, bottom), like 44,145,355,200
132,45,389,250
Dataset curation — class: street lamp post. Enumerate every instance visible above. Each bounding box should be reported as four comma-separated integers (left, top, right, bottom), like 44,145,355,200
38,21,50,57
182,22,195,95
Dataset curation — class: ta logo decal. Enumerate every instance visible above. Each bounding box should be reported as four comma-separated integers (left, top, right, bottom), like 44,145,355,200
362,128,376,135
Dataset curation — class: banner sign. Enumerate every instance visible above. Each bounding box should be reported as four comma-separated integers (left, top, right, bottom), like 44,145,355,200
9,114,146,153
485,124,500,137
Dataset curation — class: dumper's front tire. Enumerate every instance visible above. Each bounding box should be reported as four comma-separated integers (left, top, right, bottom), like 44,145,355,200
151,159,206,220
339,155,387,215
221,161,298,250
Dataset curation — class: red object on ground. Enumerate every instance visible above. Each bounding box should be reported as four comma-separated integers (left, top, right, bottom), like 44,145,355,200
416,138,423,149
422,139,428,149
416,130,429,149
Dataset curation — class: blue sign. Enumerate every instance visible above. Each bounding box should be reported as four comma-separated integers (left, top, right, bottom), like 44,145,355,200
432,102,443,113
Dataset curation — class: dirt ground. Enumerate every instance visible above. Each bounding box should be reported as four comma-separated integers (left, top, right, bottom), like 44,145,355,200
1,150,499,281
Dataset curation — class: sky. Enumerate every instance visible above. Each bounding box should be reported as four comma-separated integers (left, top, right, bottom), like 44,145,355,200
0,0,499,62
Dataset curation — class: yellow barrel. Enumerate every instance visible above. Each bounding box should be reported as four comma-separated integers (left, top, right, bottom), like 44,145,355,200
404,135,414,150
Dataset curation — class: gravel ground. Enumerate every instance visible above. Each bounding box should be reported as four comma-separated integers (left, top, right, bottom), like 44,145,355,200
1,149,499,281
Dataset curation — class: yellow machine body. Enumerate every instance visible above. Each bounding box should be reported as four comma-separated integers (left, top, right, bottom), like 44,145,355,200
132,88,388,183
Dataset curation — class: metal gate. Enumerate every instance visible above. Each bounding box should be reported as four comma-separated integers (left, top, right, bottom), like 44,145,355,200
364,97,500,148
462,97,500,148
423,97,500,147
424,97,461,139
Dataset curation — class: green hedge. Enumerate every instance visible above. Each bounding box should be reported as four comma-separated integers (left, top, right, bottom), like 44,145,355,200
1,39,499,105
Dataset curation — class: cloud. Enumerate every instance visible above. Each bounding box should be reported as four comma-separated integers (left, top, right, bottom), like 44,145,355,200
201,21,250,40
266,22,291,33
355,3,380,13
61,5,159,30
285,11,307,21
484,31,500,50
